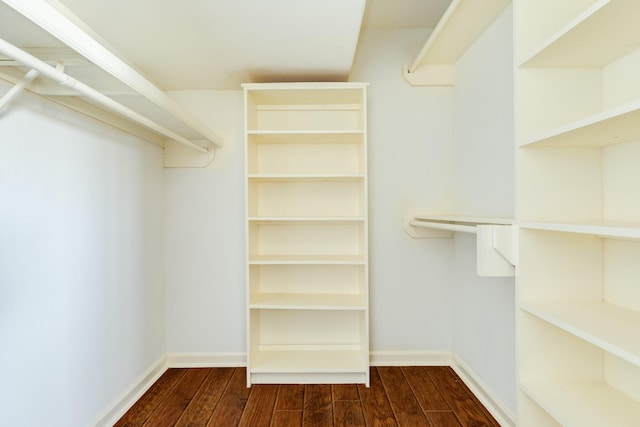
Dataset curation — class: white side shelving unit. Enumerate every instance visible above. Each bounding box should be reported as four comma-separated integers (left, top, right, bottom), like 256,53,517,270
515,0,640,424
403,0,511,86
0,0,223,160
243,82,369,386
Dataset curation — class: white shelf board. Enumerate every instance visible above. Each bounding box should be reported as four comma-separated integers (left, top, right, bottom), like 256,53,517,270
412,214,514,225
521,301,640,368
243,82,368,106
521,99,640,147
247,130,364,143
248,217,365,223
249,293,366,310
251,348,366,373
520,221,640,240
249,254,366,265
520,0,640,67
404,0,510,85
521,381,640,427
406,215,514,235
248,174,365,182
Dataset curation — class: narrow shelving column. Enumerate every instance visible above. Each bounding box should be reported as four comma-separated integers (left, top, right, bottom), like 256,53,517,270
515,0,640,425
243,82,369,386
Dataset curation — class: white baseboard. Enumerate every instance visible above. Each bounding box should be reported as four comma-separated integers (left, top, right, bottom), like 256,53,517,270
370,350,451,366
92,351,514,427
451,354,515,427
91,356,168,427
167,352,246,367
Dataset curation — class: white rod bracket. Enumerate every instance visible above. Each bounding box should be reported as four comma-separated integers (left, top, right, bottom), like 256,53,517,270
0,68,38,112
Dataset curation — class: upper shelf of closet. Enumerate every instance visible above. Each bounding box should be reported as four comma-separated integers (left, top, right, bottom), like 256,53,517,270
0,0,222,153
403,0,511,86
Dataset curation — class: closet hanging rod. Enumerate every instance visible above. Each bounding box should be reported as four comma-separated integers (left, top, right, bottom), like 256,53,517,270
0,68,38,111
0,38,211,153
408,219,477,234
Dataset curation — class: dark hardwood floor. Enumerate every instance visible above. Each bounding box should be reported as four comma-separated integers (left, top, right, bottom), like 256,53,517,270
115,366,500,427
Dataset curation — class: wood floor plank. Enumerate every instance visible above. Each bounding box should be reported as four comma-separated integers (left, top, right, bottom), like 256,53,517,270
272,410,303,427
206,368,250,427
425,411,463,427
143,368,210,427
378,367,431,427
276,384,305,411
238,384,279,427
333,400,365,427
401,366,450,411
357,368,398,427
174,367,234,427
426,367,498,427
117,367,499,427
332,384,359,401
115,368,187,427
303,384,333,426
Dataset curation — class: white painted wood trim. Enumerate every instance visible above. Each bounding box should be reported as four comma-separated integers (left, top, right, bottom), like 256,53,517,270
167,352,247,368
451,354,516,427
370,351,451,366
90,356,168,427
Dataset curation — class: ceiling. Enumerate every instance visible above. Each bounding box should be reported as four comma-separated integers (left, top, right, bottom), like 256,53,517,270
0,0,451,91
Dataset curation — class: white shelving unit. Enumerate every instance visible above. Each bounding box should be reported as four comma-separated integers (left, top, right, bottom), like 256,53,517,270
243,82,369,386
515,0,640,424
403,0,511,86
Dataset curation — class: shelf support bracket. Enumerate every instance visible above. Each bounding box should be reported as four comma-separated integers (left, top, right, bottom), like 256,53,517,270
404,215,517,277
476,225,516,277
0,68,38,113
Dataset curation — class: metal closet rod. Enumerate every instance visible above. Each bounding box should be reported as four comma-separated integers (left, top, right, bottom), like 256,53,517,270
0,37,212,153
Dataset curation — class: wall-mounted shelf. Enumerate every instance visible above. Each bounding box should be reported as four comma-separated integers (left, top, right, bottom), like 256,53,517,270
0,0,223,162
404,215,516,277
403,0,511,86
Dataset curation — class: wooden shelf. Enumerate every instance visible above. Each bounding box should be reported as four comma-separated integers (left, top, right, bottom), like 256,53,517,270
521,99,640,147
521,301,640,368
245,83,369,386
520,221,640,240
249,217,365,222
404,0,511,85
412,214,513,225
249,293,365,310
248,174,364,182
242,83,367,105
251,348,367,373
249,254,366,265
247,130,364,138
520,0,640,67
521,381,640,427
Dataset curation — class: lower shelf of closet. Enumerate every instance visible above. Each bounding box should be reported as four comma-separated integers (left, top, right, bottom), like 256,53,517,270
249,348,369,385
521,381,640,427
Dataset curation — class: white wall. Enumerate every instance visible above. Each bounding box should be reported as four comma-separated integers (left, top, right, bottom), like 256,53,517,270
451,7,516,415
0,88,165,427
350,29,455,353
164,91,246,356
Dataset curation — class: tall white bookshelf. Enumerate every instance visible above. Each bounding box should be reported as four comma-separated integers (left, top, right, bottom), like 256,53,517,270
243,82,369,386
515,0,640,424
